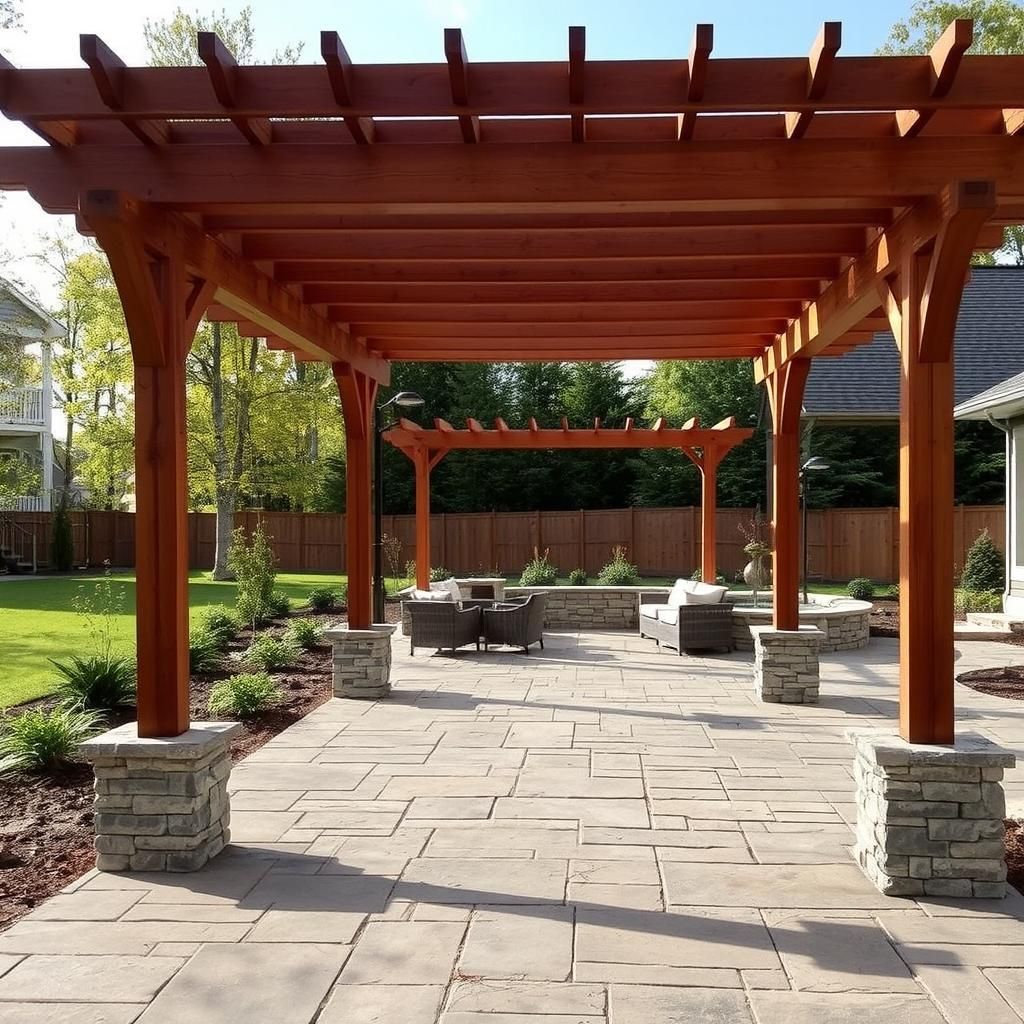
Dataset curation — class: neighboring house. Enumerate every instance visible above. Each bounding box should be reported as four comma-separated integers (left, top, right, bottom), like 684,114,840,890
803,266,1024,424
0,276,63,511
955,372,1024,617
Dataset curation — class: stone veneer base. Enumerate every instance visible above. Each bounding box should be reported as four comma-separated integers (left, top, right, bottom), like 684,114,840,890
750,625,824,704
79,721,240,873
325,623,398,699
849,730,1015,898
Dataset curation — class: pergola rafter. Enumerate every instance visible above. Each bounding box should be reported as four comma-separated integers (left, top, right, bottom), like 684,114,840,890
1,19,1019,743
385,416,753,590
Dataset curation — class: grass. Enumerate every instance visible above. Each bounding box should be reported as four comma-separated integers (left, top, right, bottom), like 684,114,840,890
0,570,350,710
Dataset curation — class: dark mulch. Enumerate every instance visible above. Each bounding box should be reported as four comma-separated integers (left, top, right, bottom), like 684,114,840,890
869,597,900,639
957,664,1024,701
1006,820,1024,895
0,600,401,931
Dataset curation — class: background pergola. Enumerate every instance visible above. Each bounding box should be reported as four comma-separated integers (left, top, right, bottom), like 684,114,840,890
384,415,754,589
1,19,1021,744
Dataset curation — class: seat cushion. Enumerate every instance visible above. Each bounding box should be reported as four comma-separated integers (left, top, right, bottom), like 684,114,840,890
430,578,463,603
667,579,697,607
639,603,670,619
655,607,679,625
681,582,728,605
412,588,452,602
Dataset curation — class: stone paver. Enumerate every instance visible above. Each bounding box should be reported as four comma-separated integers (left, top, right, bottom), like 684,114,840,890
6,631,1024,1022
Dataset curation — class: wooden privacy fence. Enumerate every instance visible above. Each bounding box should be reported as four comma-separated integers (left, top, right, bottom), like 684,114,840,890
4,505,1004,583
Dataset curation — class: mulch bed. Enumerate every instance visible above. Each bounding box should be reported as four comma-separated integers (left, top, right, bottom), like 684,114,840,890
0,601,399,931
957,664,1024,701
1006,820,1024,895
869,597,900,638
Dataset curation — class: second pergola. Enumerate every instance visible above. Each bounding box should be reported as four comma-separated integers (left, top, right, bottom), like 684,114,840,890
383,415,754,589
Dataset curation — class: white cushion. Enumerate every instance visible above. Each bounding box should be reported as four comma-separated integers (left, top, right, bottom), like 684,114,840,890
430,578,463,603
412,588,452,602
667,578,698,607
640,603,670,618
655,607,679,625
681,582,728,605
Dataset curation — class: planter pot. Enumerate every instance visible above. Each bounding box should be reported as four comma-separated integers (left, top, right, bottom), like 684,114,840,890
743,557,771,590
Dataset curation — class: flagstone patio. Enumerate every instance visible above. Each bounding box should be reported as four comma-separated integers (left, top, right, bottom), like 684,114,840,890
3,630,1024,1023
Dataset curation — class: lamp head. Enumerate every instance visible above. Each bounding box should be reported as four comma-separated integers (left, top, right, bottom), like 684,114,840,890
390,391,426,410
801,456,830,472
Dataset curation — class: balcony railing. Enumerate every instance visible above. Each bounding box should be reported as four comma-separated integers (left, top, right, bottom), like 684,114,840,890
0,387,44,425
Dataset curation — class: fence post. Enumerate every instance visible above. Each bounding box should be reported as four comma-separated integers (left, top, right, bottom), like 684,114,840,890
577,510,584,571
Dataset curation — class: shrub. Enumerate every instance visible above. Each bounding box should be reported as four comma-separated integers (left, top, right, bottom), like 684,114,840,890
568,568,588,586
188,626,222,673
0,707,102,771
208,672,282,720
195,605,239,650
690,568,728,585
520,548,558,587
597,545,640,587
228,523,277,628
846,578,876,601
267,591,292,617
960,529,1004,593
245,634,299,672
286,618,324,650
954,588,1004,614
51,653,136,711
51,503,75,572
430,566,454,582
885,583,900,599
307,586,339,612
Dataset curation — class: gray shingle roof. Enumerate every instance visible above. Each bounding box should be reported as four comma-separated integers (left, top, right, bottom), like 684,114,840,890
803,266,1024,419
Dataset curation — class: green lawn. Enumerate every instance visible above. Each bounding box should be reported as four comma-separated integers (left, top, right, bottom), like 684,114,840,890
0,571,349,710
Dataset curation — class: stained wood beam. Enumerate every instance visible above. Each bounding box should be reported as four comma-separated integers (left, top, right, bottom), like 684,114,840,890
785,22,841,140
79,35,168,146
897,19,973,138
445,28,479,143
679,24,713,140
197,32,272,145
754,179,995,381
569,26,586,143
0,55,77,146
320,31,375,144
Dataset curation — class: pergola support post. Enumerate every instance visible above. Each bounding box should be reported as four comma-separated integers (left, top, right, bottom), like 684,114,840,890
699,448,719,584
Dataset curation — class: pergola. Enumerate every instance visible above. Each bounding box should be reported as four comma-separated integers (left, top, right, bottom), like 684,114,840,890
1,19,1021,746
384,415,754,589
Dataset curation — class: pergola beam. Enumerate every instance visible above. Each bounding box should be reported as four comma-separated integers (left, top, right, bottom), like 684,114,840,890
679,24,713,141
197,32,272,145
786,22,841,140
445,28,480,143
897,19,973,138
320,31,376,144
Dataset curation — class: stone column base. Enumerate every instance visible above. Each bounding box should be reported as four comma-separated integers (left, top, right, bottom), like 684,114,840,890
750,624,824,703
849,730,1015,898
79,721,240,873
325,623,398,699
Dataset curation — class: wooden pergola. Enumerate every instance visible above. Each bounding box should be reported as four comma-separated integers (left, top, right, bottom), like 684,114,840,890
2,19,1021,743
384,415,754,589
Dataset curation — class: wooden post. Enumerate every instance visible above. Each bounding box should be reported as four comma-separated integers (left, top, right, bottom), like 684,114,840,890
767,361,810,631
334,363,377,629
413,448,431,589
82,191,213,738
700,449,719,583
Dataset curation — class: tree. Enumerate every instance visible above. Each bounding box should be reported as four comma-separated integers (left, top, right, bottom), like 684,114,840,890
881,0,1024,263
959,527,1005,590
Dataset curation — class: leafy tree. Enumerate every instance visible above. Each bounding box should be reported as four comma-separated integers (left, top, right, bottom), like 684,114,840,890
881,0,1024,263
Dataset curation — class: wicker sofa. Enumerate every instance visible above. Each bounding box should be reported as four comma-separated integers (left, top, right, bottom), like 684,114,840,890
405,601,482,655
639,580,734,654
482,593,547,653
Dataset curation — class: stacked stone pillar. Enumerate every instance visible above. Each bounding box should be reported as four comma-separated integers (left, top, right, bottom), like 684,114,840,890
325,623,398,699
750,624,823,703
79,721,239,872
849,730,1014,898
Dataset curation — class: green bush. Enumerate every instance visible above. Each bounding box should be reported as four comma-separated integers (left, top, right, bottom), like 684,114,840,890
286,618,324,650
0,707,102,771
208,672,282,720
195,605,239,650
597,545,640,587
51,503,75,572
960,529,1004,593
267,591,292,617
520,549,558,587
188,626,222,674
307,586,339,612
430,566,454,582
846,578,876,601
245,634,299,672
51,653,136,711
228,523,277,628
954,588,1004,614
568,568,588,586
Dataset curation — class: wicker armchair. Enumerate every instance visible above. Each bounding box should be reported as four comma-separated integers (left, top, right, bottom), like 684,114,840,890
405,601,482,655
482,593,547,653
638,602,734,655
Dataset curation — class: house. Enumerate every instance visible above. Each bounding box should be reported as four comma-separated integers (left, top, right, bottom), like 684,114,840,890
802,266,1024,424
955,371,1024,617
0,276,62,511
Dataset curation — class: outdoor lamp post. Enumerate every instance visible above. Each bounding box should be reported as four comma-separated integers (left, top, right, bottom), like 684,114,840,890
374,391,426,622
800,456,830,604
